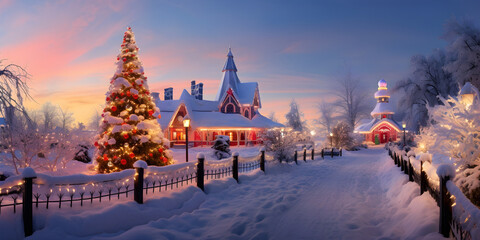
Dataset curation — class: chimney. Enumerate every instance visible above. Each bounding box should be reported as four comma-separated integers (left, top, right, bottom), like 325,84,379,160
151,92,160,102
191,80,204,100
197,83,203,100
164,87,173,100
191,80,196,95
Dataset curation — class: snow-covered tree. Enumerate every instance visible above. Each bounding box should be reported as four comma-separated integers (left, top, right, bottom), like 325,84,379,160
211,135,231,160
444,19,480,90
416,83,480,205
285,99,305,132
94,27,172,173
262,129,300,163
394,50,457,132
331,121,354,149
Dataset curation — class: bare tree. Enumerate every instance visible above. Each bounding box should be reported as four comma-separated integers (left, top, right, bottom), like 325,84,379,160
393,50,456,131
88,110,102,131
39,102,59,132
316,101,336,135
443,19,480,89
335,73,370,129
59,107,74,131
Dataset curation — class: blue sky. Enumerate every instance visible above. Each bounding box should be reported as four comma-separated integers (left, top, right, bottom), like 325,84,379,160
0,0,479,126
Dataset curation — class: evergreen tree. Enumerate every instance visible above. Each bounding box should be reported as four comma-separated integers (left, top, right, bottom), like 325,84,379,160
285,100,304,132
94,27,172,173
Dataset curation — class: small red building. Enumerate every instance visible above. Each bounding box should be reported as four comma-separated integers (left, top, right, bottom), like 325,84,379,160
354,79,402,144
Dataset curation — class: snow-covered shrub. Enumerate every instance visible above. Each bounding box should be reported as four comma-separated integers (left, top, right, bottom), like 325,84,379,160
331,121,363,150
211,135,231,160
261,129,299,163
416,83,480,206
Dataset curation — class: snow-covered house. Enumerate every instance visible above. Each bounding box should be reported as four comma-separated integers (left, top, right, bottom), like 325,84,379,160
153,49,284,146
354,79,402,144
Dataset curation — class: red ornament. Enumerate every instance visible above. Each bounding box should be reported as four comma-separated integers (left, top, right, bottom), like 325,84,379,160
120,100,125,104
158,114,161,119
148,110,154,116
145,91,150,95
132,129,137,134
104,142,108,146
101,114,104,117
144,76,147,80
117,57,119,61
162,157,167,164
106,97,110,101
103,154,108,161
149,153,153,157
113,156,118,159
158,148,163,153
123,58,126,62
121,92,125,97
125,49,129,53
142,72,144,75
94,142,99,147
129,153,135,158
111,106,117,112
129,69,133,73
127,91,131,97
123,134,129,139
133,94,138,99
121,159,127,165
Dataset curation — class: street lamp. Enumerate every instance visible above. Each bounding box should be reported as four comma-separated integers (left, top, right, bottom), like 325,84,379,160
402,122,406,147
183,114,191,162
329,132,333,148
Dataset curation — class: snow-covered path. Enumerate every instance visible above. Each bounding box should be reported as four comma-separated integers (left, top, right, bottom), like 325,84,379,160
25,147,443,240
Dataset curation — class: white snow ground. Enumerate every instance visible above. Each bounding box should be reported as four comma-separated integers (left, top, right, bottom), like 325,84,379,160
2,147,445,240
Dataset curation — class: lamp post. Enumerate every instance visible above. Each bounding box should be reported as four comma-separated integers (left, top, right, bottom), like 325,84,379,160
402,122,406,147
183,114,191,162
329,132,333,148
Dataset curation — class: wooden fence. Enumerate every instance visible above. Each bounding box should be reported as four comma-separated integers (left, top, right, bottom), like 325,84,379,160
0,147,333,237
386,144,479,239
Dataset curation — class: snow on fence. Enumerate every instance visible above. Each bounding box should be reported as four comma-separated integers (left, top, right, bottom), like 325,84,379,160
386,143,478,239
0,147,321,237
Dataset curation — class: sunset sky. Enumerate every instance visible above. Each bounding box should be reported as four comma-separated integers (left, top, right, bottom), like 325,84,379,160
1,0,480,128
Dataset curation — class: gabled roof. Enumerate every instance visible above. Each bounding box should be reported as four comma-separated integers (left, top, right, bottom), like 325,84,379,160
215,49,261,106
354,118,401,133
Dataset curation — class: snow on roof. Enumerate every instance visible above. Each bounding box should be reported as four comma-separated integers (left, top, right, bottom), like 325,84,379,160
155,89,282,129
354,118,401,133
374,89,389,98
188,111,284,129
371,102,395,117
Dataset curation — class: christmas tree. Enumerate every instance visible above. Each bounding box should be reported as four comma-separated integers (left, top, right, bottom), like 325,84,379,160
94,27,172,173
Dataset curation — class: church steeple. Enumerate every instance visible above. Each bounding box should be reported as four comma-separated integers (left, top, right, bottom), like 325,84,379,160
216,48,241,101
222,48,237,72
371,79,395,118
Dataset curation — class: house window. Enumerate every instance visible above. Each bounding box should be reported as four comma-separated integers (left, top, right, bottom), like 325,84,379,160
244,109,250,119
226,104,235,113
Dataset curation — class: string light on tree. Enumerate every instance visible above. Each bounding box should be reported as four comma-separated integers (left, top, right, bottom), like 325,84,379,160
94,27,173,173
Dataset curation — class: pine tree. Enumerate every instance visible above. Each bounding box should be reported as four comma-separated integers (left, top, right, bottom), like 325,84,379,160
94,27,172,173
285,100,304,132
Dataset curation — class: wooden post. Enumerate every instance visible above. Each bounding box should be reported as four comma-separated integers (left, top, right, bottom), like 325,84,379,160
408,158,413,182
133,163,145,204
260,148,265,172
232,152,239,183
400,155,405,172
394,153,397,165
197,153,205,191
22,168,36,237
439,175,452,237
340,148,342,157
331,148,334,158
321,149,324,159
420,161,426,195
311,149,314,160
294,150,298,164
303,148,307,162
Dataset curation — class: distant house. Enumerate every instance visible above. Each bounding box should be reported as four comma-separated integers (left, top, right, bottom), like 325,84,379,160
354,79,402,144
153,49,284,146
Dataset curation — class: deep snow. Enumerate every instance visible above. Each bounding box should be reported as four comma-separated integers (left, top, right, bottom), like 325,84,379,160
1,147,445,239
